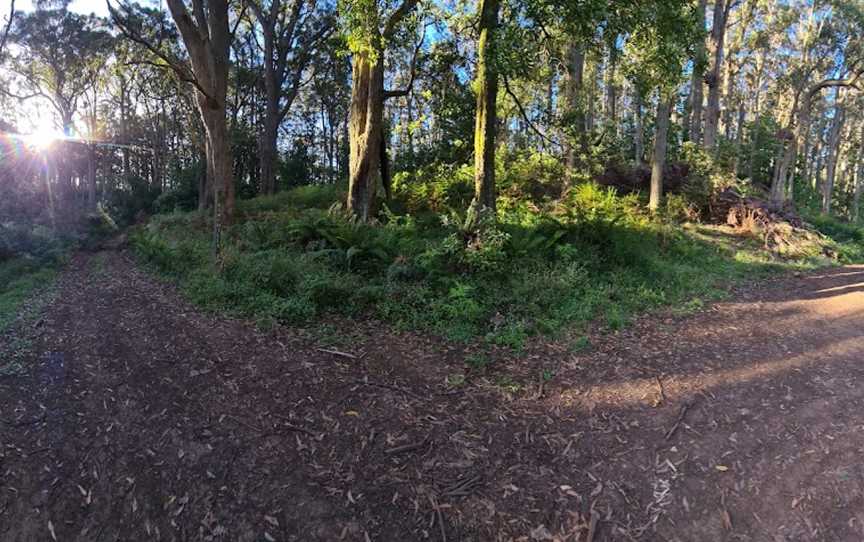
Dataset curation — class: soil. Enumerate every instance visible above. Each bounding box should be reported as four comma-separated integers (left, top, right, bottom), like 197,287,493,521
3,251,864,541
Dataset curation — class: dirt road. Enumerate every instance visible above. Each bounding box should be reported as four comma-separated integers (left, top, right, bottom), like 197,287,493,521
2,252,864,541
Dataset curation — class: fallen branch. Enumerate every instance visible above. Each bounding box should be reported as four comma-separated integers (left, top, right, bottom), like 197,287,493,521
664,400,695,441
317,348,359,359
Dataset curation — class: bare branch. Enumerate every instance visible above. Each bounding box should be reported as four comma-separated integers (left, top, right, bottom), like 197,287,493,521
502,74,558,147
0,0,14,57
107,0,215,102
384,24,425,100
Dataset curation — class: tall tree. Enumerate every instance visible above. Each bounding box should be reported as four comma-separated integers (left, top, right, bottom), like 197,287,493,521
650,90,673,211
111,0,237,231
470,0,499,217
703,0,731,151
687,0,707,143
5,6,112,201
342,0,420,221
249,0,332,195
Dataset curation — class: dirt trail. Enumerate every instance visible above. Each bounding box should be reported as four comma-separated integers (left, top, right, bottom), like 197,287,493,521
3,252,864,541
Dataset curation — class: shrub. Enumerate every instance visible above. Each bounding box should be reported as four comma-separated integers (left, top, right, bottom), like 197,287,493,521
0,222,68,264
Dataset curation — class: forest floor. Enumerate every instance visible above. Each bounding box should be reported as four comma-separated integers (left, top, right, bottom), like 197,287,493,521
3,251,864,541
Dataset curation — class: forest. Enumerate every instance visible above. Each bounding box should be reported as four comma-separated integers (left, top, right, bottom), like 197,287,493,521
5,1,864,540
4,0,864,344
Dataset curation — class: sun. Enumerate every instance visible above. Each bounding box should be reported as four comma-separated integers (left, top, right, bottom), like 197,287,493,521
21,126,66,150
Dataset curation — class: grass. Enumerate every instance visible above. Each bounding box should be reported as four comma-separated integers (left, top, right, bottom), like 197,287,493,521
0,259,57,333
0,258,59,375
130,182,864,350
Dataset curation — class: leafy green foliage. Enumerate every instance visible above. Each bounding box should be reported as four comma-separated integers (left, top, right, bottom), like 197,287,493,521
133,174,849,350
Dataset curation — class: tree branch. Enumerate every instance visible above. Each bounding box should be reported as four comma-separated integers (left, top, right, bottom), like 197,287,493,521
502,74,558,147
384,24,425,100
108,0,215,102
0,0,14,57
383,0,418,39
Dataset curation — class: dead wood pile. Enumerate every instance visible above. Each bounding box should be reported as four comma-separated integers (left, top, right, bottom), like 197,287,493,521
709,189,830,256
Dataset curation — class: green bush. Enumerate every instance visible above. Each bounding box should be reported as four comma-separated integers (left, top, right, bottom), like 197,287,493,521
0,222,68,264
134,166,863,349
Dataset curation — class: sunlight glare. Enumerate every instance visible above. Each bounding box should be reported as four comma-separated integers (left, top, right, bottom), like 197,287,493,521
21,127,65,150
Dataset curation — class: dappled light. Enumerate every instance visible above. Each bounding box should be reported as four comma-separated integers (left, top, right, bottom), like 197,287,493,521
4,0,864,540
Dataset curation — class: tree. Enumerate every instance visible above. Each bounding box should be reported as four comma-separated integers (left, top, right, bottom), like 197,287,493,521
703,0,732,151
470,0,499,216
0,0,13,58
5,6,112,202
248,0,332,195
686,0,707,143
111,0,237,233
342,0,420,222
650,90,673,211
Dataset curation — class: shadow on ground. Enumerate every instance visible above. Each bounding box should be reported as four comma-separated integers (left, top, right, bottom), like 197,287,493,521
2,255,864,540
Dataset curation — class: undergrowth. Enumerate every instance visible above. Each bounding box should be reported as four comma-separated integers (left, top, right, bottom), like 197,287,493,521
130,178,862,350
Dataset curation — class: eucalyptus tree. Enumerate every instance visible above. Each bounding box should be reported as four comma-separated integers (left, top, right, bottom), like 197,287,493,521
249,0,333,194
6,6,111,137
110,0,238,236
769,0,864,206
620,1,698,210
702,0,733,151
470,0,499,216
340,0,421,221
5,5,112,202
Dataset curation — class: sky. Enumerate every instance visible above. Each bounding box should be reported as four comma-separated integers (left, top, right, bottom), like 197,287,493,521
15,0,110,17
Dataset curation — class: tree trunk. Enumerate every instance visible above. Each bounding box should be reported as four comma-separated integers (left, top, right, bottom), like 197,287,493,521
634,88,644,166
347,52,385,221
471,0,499,215
822,104,845,214
688,0,708,143
199,100,234,226
703,0,729,151
87,143,97,209
723,57,736,140
562,43,585,176
650,93,673,212
854,127,864,221
733,102,745,175
604,49,618,130
165,0,234,228
259,114,279,194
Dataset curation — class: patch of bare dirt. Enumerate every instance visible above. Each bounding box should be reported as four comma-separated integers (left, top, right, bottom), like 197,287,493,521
3,252,864,540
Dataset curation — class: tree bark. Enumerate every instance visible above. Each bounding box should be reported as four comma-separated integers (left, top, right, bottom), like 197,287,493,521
471,0,499,215
634,88,644,166
165,0,235,227
688,0,708,143
562,43,585,176
650,93,673,212
822,103,845,214
347,52,385,221
345,0,418,221
604,47,618,131
854,126,864,221
87,143,97,208
703,0,729,151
